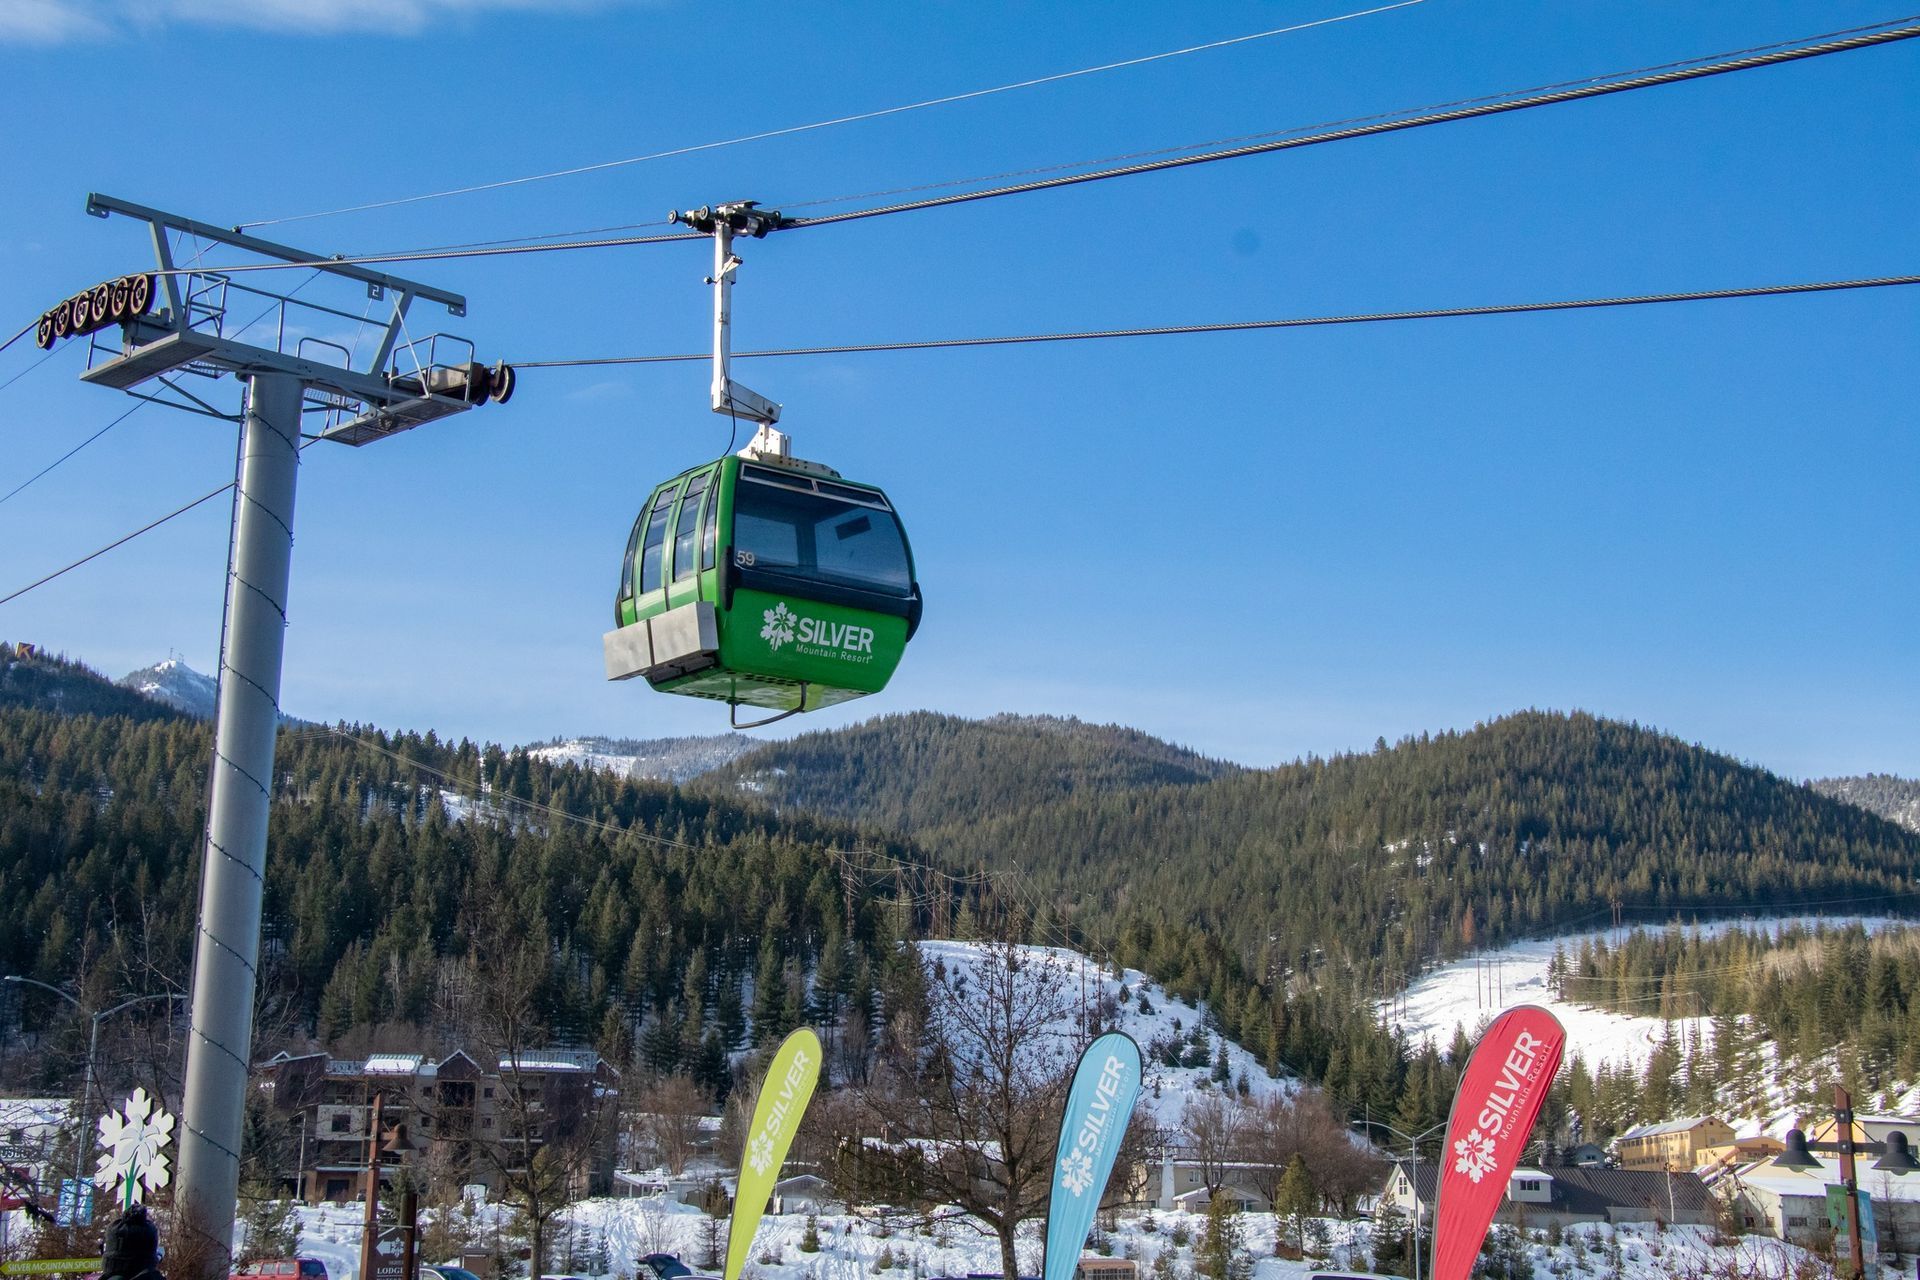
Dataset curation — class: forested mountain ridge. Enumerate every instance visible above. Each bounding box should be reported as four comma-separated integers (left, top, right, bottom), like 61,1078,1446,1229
1550,920,1920,1129
0,652,941,1096
7,647,1917,1140
699,710,1238,833
1,645,183,723
1813,772,1920,833
117,657,220,719
720,709,1920,991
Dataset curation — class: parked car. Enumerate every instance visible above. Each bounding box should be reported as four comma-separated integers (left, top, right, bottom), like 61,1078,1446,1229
232,1261,328,1280
421,1266,486,1280
637,1255,718,1280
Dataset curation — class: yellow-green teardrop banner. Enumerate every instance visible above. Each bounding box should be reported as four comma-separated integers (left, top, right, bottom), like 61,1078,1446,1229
726,1027,822,1280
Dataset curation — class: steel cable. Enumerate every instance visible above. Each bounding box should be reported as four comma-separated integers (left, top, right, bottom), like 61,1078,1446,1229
143,19,1920,278
509,272,1920,367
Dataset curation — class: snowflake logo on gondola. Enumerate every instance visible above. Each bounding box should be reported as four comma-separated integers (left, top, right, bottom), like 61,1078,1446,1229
1058,1148,1096,1198
1453,1128,1498,1184
93,1087,175,1209
746,1132,776,1176
761,603,797,652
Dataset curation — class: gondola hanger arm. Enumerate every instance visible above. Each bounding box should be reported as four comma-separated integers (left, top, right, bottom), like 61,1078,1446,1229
670,200,790,428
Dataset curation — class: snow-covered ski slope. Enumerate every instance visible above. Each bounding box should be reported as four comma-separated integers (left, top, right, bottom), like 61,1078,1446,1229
916,941,1293,1125
1382,915,1905,1078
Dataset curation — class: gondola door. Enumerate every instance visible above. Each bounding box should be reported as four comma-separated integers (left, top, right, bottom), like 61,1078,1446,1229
663,466,715,616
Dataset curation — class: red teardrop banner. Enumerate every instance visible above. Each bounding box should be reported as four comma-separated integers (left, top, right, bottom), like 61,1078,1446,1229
1430,1004,1566,1280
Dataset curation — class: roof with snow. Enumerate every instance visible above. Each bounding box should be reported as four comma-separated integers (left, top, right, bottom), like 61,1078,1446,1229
1737,1158,1920,1202
501,1048,602,1072
0,1099,68,1131
1619,1116,1724,1140
1389,1162,1715,1217
774,1174,830,1191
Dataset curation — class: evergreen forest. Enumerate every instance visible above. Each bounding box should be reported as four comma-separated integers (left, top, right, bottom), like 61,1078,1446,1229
4,646,1918,1143
1552,921,1920,1136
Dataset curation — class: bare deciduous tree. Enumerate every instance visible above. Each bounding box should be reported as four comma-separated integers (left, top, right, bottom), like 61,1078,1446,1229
842,939,1078,1280
628,1074,710,1176
1240,1089,1381,1217
1181,1091,1246,1197
453,939,618,1280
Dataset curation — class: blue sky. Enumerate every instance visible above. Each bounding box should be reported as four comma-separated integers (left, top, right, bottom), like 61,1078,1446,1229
1,0,1914,778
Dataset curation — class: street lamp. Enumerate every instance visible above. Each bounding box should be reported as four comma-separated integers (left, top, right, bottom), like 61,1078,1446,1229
1772,1094,1920,1278
3,977,180,1237
1353,1119,1448,1280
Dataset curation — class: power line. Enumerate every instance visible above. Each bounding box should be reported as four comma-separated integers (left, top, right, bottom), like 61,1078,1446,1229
784,18,1920,231
0,420,329,609
0,403,144,509
0,273,322,510
508,272,1920,367
309,724,709,851
237,0,1428,230
0,478,236,609
763,14,1920,219
0,319,35,357
153,225,703,275
309,725,920,879
155,17,1920,279
0,346,64,398
7,270,1913,608
1555,922,1920,1002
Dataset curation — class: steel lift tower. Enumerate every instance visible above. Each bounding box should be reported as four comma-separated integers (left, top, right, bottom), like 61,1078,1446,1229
45,195,512,1275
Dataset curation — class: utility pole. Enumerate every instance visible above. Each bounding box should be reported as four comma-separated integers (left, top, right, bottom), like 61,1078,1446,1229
1836,1086,1867,1279
46,195,510,1278
1356,1119,1442,1280
358,1092,388,1280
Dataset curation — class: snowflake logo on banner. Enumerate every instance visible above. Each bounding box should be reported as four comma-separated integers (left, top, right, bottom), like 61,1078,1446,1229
761,603,797,652
1058,1148,1096,1198
746,1131,776,1176
1453,1128,1498,1184
94,1087,175,1208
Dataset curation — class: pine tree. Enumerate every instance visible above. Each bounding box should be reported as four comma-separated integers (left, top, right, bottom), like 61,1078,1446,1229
237,1188,300,1263
1276,1155,1316,1256
1197,1193,1246,1280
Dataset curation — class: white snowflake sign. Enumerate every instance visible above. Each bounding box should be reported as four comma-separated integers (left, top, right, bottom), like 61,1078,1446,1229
93,1087,175,1209
1452,1128,1498,1184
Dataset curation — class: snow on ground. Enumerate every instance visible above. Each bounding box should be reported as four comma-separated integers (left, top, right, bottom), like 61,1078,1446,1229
0,1194,1843,1280
119,657,220,718
435,787,540,833
1384,916,1908,1079
916,941,1294,1128
526,736,754,785
294,1203,372,1280
548,1200,1836,1280
530,742,653,779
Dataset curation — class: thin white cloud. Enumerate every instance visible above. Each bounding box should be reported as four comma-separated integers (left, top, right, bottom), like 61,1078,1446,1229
564,380,632,403
0,0,109,43
3,0,634,41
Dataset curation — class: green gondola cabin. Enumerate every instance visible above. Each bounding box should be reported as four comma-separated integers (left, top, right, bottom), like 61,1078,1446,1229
603,434,921,720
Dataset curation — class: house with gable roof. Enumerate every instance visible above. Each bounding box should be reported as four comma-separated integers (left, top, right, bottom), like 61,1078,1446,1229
1378,1161,1716,1229
1614,1116,1734,1170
